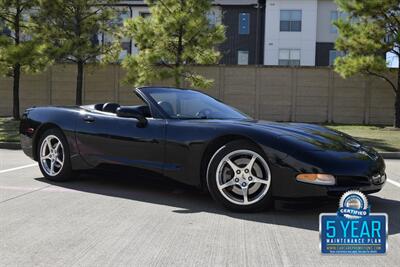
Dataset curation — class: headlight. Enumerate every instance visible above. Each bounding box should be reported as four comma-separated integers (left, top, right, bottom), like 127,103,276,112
296,173,335,185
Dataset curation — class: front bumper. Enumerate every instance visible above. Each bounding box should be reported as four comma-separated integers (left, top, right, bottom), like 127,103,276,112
269,149,386,198
272,172,386,198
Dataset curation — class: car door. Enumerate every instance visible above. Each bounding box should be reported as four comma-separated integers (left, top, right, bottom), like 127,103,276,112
75,111,166,175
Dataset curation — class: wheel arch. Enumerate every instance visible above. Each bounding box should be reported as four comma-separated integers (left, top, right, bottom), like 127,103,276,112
199,134,264,191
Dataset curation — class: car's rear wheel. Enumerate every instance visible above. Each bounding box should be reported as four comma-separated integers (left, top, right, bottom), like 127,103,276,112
206,140,273,212
37,128,73,182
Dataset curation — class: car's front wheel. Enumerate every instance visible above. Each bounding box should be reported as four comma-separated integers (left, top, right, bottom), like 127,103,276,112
206,140,273,212
37,128,73,182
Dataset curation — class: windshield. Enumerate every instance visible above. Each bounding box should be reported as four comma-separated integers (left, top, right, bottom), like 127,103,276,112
143,88,249,120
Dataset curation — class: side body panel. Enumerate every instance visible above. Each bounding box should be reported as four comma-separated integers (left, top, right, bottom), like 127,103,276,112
74,111,166,175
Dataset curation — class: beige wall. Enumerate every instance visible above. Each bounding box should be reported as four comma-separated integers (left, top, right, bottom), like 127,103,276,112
0,64,395,125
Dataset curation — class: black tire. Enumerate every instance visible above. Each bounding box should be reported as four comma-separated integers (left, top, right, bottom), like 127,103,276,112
37,128,74,182
206,140,274,212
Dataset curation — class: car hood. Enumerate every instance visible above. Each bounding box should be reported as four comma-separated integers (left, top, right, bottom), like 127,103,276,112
209,119,369,153
264,121,368,152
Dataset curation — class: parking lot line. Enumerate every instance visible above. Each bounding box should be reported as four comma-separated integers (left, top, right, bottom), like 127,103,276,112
0,163,37,174
387,179,400,188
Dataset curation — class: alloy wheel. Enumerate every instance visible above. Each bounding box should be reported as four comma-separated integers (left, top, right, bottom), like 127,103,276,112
39,135,65,176
216,149,271,205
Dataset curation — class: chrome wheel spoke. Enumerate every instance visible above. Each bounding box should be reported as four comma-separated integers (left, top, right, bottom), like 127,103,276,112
245,155,257,171
226,159,239,172
242,186,249,204
42,154,51,160
219,178,237,189
46,139,53,151
54,141,61,151
252,176,269,185
50,161,55,175
55,157,64,169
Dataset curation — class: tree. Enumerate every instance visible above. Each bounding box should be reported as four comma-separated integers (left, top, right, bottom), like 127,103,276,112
32,0,120,105
334,0,400,128
0,0,49,119
122,0,225,89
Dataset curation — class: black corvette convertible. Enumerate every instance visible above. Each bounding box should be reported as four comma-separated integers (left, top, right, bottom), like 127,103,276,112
20,87,386,211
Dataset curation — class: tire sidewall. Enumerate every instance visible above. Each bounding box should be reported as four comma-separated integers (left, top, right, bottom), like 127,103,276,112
206,140,273,212
37,128,73,181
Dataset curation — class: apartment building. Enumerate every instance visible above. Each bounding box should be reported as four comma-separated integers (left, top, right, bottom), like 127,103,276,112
109,1,264,65
216,0,265,65
315,0,344,66
117,0,342,66
0,0,344,66
264,0,342,66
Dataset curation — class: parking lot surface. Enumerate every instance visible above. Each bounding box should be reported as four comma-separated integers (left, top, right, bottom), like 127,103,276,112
1,148,399,267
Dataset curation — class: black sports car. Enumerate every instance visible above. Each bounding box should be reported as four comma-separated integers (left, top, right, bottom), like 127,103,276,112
20,87,386,211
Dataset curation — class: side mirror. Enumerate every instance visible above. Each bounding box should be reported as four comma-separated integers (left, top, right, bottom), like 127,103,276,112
116,107,148,127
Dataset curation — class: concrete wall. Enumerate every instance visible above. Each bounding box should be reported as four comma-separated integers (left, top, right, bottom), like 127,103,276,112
0,64,395,125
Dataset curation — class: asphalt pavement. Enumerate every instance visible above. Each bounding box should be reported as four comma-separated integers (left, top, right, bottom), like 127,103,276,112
1,148,399,267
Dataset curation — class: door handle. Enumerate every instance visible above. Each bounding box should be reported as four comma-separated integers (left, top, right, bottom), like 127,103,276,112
83,115,95,123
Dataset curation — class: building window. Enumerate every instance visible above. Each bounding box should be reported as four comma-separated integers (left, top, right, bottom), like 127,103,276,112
239,13,250,35
330,11,346,33
103,8,132,60
238,50,249,65
329,50,344,66
279,49,300,66
330,11,338,33
280,10,302,32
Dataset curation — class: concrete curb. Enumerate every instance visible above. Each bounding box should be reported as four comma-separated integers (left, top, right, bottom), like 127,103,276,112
0,142,21,150
0,141,399,159
379,152,400,159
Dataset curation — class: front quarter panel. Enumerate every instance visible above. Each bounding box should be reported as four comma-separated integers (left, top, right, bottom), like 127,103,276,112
163,119,289,187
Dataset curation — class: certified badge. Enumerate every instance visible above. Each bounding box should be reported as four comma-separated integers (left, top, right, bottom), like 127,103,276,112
319,190,388,254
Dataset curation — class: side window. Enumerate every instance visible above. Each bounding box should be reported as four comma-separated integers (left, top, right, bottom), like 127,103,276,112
280,10,302,32
149,93,177,115
239,13,250,35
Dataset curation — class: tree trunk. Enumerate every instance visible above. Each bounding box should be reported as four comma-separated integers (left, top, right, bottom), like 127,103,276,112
13,3,21,120
175,24,184,88
395,67,400,128
76,61,84,106
174,70,181,88
12,64,21,119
